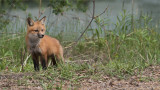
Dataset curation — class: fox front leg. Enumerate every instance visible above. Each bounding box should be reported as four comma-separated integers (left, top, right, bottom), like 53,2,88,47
40,55,47,70
32,54,40,71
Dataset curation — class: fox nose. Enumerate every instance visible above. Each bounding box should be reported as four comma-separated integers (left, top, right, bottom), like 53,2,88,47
38,34,44,38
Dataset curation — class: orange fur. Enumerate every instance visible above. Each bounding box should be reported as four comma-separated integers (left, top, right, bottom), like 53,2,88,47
25,16,64,71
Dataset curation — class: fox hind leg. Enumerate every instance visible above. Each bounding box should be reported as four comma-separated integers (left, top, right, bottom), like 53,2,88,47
51,55,57,66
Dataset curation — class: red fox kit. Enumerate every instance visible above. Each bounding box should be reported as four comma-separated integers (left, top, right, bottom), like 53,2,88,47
25,16,64,71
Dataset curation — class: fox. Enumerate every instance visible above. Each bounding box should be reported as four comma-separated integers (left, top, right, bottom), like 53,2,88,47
25,16,64,71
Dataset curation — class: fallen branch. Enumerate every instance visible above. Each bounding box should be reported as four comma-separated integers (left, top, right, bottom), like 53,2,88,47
19,54,31,72
23,54,31,66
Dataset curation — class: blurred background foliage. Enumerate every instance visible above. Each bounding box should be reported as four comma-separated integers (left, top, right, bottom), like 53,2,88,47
0,0,90,30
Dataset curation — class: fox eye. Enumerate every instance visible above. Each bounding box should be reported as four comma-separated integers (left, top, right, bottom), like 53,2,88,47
34,30,38,32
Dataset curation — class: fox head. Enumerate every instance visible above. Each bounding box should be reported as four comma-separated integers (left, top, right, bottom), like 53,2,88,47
27,16,46,38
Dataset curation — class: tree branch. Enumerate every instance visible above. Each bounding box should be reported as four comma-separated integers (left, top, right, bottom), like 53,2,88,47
94,5,108,18
76,0,95,42
64,0,109,50
38,0,42,19
76,0,108,42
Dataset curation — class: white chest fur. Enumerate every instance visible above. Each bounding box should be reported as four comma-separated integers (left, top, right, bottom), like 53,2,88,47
28,34,42,54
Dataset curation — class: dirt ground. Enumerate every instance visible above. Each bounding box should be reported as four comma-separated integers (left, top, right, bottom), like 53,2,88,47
0,65,160,90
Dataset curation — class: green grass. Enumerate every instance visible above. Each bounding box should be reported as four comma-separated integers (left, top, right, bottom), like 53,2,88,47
0,11,160,89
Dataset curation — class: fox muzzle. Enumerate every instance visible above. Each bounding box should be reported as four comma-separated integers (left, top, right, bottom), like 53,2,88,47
38,33,44,38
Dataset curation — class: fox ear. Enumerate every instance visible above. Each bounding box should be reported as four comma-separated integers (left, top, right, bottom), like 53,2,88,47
39,16,46,25
27,17,34,26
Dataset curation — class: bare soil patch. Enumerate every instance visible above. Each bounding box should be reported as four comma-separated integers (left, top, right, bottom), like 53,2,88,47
0,65,160,90
80,65,160,90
